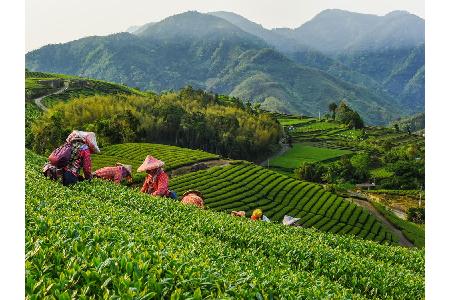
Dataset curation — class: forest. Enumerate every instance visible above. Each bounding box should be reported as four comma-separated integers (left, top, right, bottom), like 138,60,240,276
29,86,282,161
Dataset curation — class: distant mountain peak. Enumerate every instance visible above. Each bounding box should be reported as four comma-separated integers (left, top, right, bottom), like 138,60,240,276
384,10,411,17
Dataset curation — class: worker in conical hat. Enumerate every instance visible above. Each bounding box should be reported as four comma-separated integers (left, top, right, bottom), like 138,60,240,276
181,190,205,209
138,155,173,197
250,209,270,222
93,162,132,184
58,130,99,185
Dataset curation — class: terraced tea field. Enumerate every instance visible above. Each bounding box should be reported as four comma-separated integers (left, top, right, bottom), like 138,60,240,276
26,150,425,298
171,162,397,244
92,143,220,179
269,143,353,169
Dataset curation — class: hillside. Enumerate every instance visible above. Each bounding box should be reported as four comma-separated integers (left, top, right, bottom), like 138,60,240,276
26,150,424,298
390,112,425,132
209,11,393,106
338,44,425,111
211,10,425,116
274,9,424,55
25,12,405,125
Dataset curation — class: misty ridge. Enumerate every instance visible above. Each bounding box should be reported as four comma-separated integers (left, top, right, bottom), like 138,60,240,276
26,9,424,125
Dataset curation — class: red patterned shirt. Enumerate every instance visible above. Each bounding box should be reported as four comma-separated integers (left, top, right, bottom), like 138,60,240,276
140,169,169,196
93,166,128,184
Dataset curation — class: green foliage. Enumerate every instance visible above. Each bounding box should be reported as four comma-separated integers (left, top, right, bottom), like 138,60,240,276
29,88,282,161
294,162,327,183
407,207,425,224
91,143,219,183
335,101,364,129
390,112,425,133
26,149,424,298
270,143,352,170
171,162,397,244
372,202,425,248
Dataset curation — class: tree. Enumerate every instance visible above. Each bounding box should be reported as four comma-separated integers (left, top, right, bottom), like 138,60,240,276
295,162,325,183
335,101,364,129
394,124,400,133
328,102,338,120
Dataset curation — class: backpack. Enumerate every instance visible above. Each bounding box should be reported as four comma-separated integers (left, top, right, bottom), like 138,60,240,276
48,143,73,168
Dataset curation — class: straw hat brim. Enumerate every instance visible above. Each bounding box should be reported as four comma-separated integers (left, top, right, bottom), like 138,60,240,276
137,156,165,172
182,190,203,199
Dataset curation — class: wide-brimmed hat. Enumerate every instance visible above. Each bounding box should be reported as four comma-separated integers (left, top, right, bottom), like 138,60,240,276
252,209,263,218
66,130,100,153
182,190,203,199
116,163,132,176
282,215,300,226
137,155,164,172
181,193,205,209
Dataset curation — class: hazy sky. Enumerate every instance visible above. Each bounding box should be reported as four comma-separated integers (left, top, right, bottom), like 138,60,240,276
26,0,424,52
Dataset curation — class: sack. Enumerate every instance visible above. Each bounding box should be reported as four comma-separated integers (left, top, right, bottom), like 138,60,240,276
48,143,73,168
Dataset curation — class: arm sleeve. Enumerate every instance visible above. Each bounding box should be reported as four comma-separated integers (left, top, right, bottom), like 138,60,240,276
113,168,122,184
141,176,149,193
152,173,169,196
81,150,92,179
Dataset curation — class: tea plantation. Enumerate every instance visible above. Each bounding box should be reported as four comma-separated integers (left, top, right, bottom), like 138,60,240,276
171,162,397,244
92,143,220,180
26,150,424,299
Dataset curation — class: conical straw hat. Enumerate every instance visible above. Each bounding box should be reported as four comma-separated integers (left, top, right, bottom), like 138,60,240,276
137,155,164,172
66,130,100,153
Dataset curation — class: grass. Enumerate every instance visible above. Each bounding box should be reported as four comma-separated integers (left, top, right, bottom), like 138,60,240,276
26,149,424,298
270,143,353,169
293,121,344,133
277,118,313,126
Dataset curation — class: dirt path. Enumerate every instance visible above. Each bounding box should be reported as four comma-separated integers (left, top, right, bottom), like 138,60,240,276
260,143,290,167
33,82,69,111
168,159,231,177
348,197,414,247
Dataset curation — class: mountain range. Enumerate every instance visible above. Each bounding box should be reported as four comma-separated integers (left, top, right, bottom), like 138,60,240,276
25,9,425,125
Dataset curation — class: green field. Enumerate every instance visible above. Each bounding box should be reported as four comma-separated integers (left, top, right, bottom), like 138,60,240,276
92,143,220,182
26,150,424,298
171,162,397,244
270,143,353,169
277,118,313,126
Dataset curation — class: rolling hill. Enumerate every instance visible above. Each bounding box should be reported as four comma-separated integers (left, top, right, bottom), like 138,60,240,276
26,11,406,125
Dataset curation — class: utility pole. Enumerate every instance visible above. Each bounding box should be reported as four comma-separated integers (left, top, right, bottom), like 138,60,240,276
267,159,269,169
319,111,321,121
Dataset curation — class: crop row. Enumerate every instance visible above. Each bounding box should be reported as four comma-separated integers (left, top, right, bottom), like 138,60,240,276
171,163,396,244
91,143,219,174
25,149,425,299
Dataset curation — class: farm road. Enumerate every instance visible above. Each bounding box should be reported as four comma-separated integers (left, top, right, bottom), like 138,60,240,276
33,82,69,111
348,196,414,247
